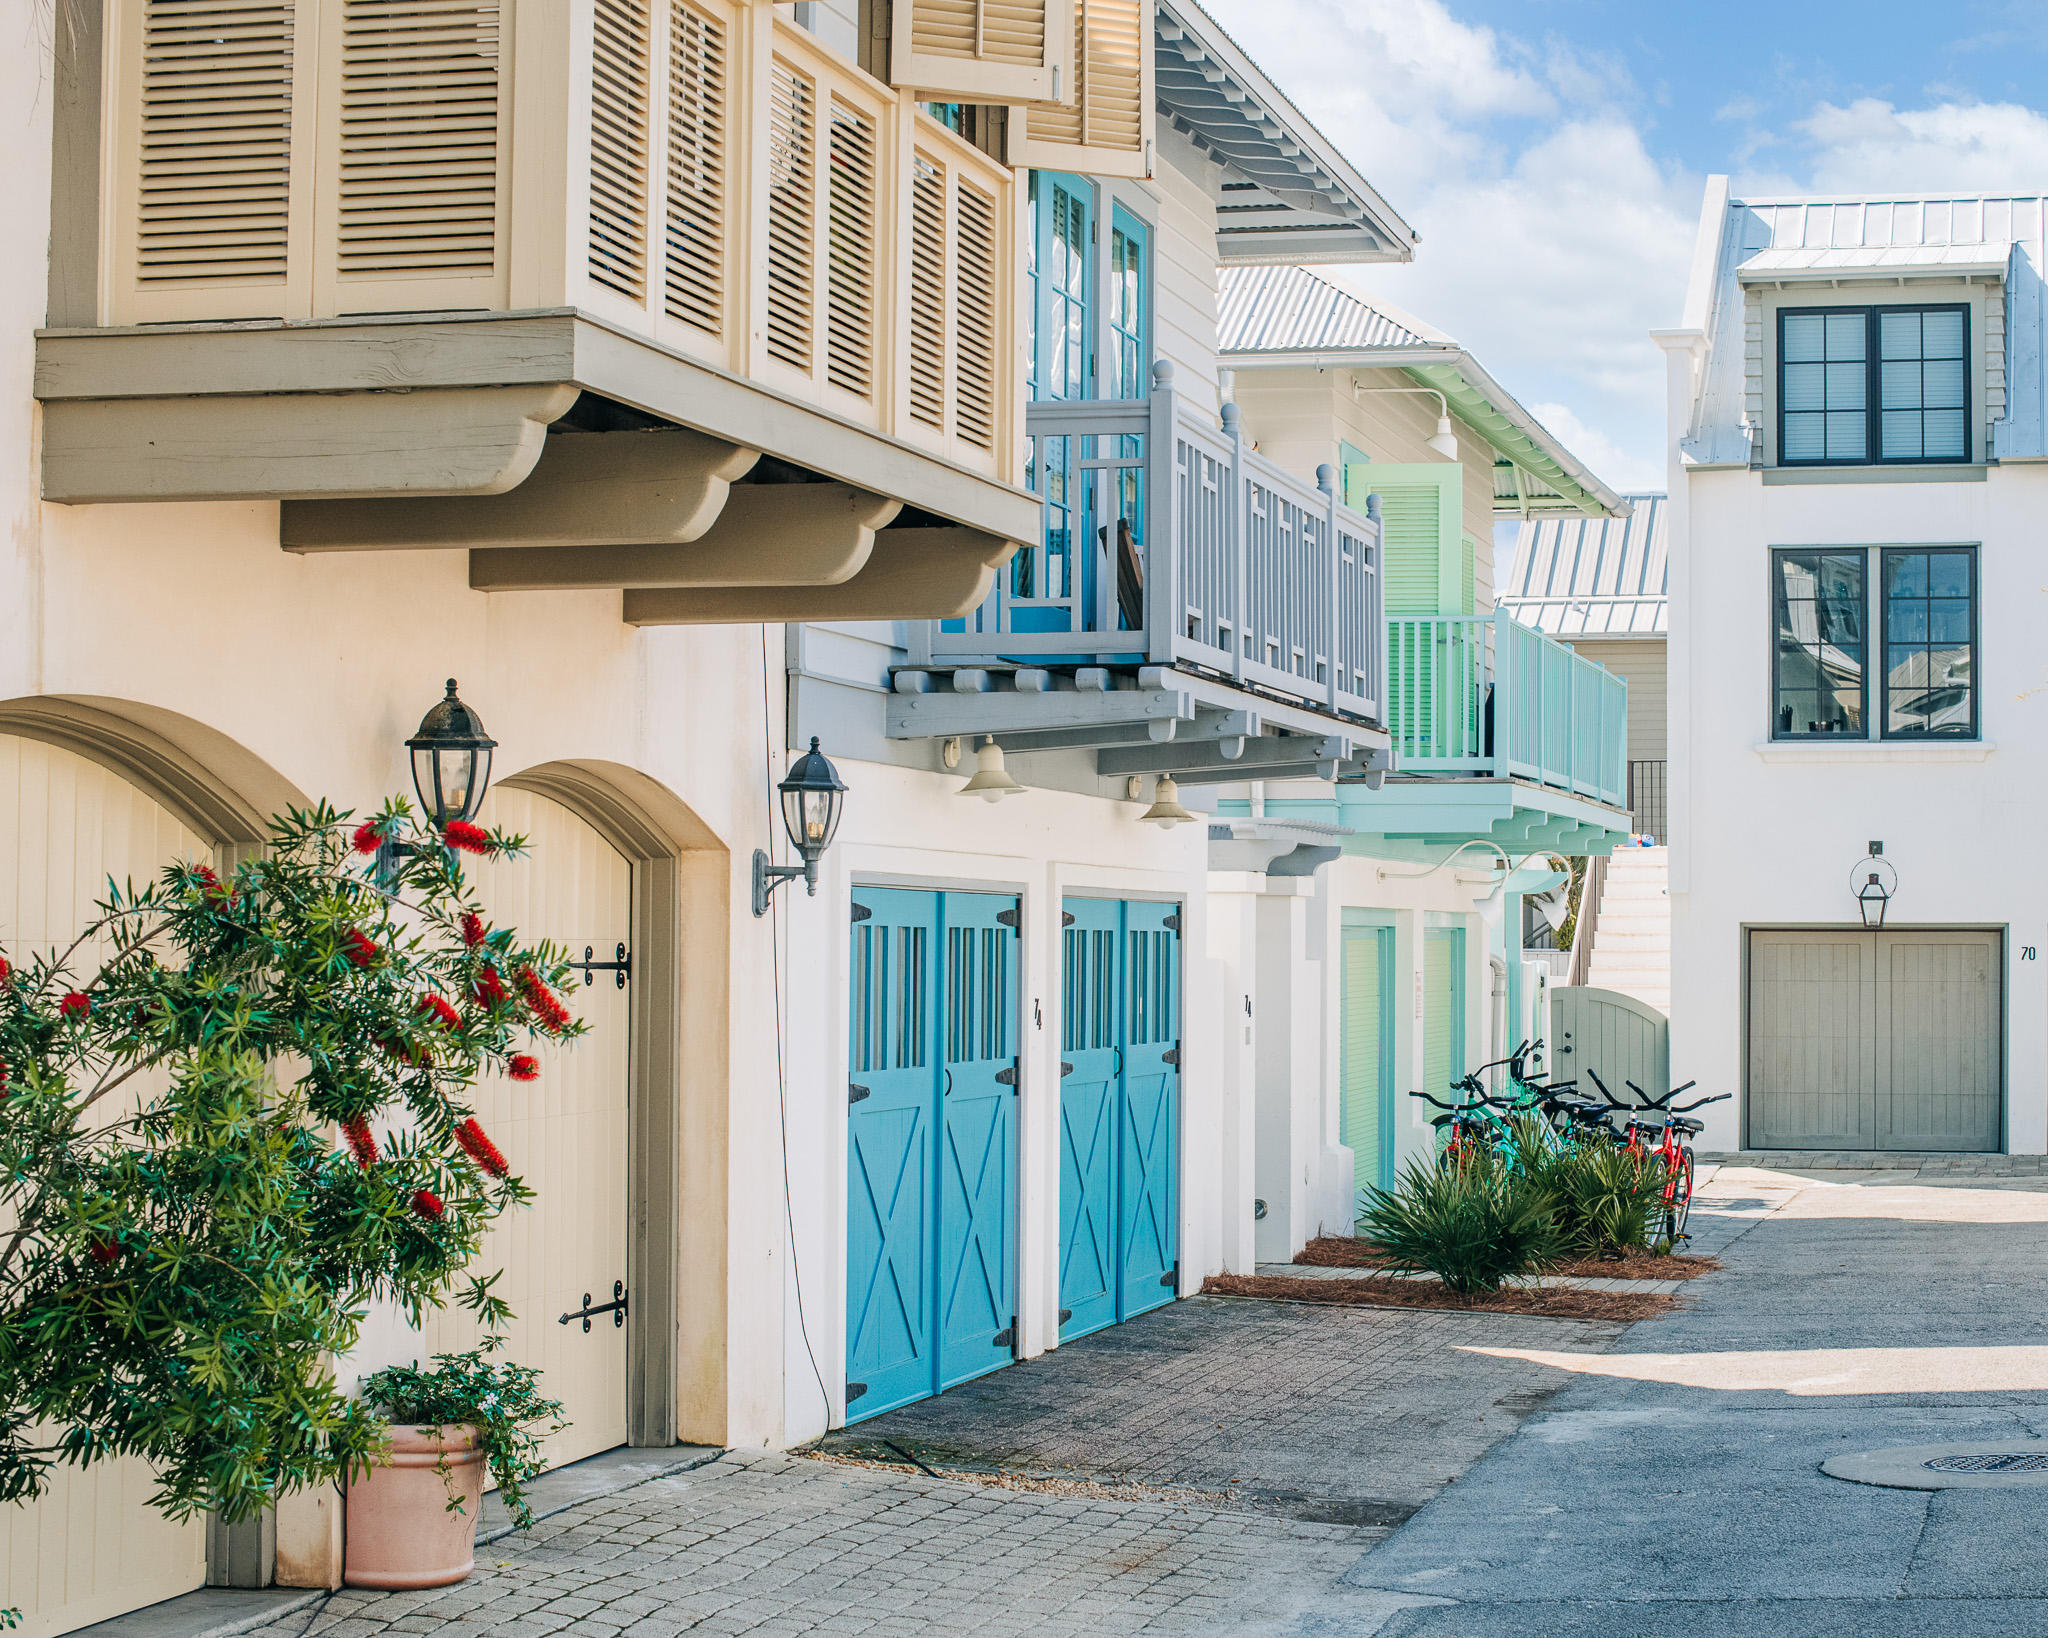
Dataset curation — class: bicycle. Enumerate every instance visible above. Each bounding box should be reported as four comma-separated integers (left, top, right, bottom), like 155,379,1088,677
1619,1077,1731,1243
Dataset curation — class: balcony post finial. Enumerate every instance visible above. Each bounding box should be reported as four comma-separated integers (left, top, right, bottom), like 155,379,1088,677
1151,359,1175,388
1316,463,1335,496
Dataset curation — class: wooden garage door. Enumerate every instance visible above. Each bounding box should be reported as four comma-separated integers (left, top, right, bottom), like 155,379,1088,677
413,786,632,1469
0,735,212,1637
1748,929,2000,1152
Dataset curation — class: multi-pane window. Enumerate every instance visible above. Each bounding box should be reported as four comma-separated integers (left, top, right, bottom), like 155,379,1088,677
1771,546,1979,739
1882,547,1976,736
1772,550,1866,736
1779,304,1969,466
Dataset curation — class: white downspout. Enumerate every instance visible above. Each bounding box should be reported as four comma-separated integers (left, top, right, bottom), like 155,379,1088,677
1488,955,1508,1082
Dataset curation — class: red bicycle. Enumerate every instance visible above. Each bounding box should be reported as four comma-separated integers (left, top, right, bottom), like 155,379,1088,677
1621,1076,1730,1243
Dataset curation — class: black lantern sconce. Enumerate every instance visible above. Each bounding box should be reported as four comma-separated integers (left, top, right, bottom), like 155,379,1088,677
753,738,849,916
379,680,498,881
1853,850,1897,929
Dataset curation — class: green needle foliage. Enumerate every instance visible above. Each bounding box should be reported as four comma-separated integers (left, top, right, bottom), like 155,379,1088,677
1358,1147,1562,1295
0,799,583,1527
1522,1136,1671,1258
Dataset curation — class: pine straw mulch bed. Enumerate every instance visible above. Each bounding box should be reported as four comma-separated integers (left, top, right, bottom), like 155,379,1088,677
1200,1273,1677,1323
1293,1236,1722,1283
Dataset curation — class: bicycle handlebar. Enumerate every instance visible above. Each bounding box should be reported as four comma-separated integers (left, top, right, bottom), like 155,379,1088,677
1670,1092,1731,1113
1408,1091,1456,1111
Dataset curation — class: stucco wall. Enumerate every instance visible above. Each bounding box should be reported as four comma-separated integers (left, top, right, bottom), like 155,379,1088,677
1669,461,2047,1155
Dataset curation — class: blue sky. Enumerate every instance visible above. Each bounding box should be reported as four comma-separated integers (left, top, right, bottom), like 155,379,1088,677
1195,0,2048,496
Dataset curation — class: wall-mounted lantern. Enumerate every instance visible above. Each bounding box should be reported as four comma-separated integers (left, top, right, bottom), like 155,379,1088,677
1853,853,1897,929
753,738,848,916
406,679,497,827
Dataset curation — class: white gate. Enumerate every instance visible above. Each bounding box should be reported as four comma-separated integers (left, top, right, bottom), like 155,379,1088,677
1552,985,1670,1106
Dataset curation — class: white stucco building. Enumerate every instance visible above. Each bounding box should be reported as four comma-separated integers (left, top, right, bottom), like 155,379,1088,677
1659,179,2043,1157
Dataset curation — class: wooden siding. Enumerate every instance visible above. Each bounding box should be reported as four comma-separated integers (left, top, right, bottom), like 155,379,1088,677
1572,637,1665,764
1147,124,1222,421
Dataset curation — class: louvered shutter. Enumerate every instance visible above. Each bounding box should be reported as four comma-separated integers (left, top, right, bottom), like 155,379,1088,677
663,0,732,343
1356,462,1462,615
899,132,1010,469
890,0,1071,106
1005,0,1151,179
108,0,321,321
312,0,511,314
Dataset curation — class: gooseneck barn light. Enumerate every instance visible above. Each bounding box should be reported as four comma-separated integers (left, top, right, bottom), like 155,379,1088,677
407,678,497,827
1352,384,1459,461
753,737,849,916
1138,775,1198,829
956,735,1025,803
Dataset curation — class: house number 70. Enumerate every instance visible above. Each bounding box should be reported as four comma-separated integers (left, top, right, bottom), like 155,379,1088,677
2023,947,2038,961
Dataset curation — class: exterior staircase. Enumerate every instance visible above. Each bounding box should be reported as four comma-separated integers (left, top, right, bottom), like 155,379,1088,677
1586,846,1669,1014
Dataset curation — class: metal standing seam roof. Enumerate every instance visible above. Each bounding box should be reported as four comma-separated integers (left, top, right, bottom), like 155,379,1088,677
1155,0,1418,266
1680,187,2048,465
1217,265,1630,519
1500,494,1668,638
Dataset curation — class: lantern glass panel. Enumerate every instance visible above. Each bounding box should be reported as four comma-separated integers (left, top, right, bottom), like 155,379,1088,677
782,786,842,856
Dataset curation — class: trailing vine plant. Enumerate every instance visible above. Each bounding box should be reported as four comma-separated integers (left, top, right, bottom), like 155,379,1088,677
0,800,582,1532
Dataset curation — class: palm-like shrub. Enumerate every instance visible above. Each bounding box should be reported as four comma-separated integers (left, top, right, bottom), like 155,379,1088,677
0,800,581,1528
1520,1130,1669,1257
1357,1147,1562,1294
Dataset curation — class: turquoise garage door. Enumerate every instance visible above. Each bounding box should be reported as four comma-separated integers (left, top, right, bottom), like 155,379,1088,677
845,888,1020,1421
1058,898,1181,1342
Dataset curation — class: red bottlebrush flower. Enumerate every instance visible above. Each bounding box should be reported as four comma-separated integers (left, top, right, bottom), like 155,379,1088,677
0,953,10,988
472,964,510,1010
507,1054,539,1083
410,1189,445,1221
58,992,91,1020
191,864,231,906
454,1117,510,1177
380,1034,431,1068
515,967,571,1034
89,1239,121,1266
417,992,463,1031
460,912,486,948
342,929,379,968
340,1116,378,1167
351,819,386,856
441,820,492,856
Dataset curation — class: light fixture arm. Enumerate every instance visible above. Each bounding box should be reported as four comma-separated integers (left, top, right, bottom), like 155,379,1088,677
1353,384,1451,420
1375,839,1514,882
752,849,816,917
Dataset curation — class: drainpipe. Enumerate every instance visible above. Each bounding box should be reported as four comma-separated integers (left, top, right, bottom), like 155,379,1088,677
1488,955,1508,1082
1248,780,1265,820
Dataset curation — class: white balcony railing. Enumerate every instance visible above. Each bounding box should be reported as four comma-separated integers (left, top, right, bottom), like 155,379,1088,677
910,361,1384,724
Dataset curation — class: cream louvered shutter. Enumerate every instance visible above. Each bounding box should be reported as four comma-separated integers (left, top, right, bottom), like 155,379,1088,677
589,0,652,303
890,0,1071,106
312,0,511,313
108,0,320,321
1006,0,1151,178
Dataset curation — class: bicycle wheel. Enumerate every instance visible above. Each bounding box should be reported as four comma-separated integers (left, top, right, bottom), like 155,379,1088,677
1661,1147,1696,1244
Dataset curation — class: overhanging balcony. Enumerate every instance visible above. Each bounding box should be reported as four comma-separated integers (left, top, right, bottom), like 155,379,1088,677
36,0,1031,617
889,362,1389,784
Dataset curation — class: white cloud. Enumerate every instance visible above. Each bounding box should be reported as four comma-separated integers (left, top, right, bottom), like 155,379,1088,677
1789,97,2048,194
1526,402,1666,493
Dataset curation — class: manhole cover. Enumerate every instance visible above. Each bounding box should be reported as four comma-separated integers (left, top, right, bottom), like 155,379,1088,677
1923,1452,2048,1473
1825,1442,2048,1489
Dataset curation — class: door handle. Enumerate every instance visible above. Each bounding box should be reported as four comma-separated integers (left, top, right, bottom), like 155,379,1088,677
942,1067,954,1095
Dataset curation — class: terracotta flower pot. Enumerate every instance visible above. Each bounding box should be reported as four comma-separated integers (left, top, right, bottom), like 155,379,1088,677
344,1423,487,1589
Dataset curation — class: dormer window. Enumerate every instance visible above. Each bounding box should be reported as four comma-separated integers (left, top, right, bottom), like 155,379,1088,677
1778,304,1969,466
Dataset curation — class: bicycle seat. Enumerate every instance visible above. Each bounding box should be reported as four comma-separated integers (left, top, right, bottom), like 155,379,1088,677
1668,1116,1704,1137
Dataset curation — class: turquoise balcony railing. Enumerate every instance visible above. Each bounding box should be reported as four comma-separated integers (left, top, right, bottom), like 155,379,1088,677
907,361,1384,725
1385,612,1627,806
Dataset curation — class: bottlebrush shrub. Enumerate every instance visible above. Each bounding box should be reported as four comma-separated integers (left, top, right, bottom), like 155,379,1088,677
0,798,582,1529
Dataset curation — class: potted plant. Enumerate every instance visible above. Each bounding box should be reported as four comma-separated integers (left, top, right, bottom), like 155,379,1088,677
346,1346,568,1589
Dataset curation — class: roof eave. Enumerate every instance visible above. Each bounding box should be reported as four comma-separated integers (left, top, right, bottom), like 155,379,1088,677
1223,345,1631,519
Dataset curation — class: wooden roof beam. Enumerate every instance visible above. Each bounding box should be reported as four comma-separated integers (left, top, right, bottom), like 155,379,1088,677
621,528,1015,625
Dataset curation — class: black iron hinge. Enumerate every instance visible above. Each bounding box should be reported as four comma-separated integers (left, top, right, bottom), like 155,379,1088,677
995,1067,1018,1086
1058,1308,1073,1324
846,1381,868,1403
1061,911,1076,927
850,902,873,923
1162,1047,1180,1068
996,907,1020,928
849,1082,870,1105
1161,1264,1178,1289
1059,1061,1074,1078
559,1280,628,1332
993,1320,1016,1349
571,943,632,989
1162,912,1182,933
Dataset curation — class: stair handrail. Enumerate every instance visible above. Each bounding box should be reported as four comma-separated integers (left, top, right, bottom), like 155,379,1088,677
1567,853,1608,988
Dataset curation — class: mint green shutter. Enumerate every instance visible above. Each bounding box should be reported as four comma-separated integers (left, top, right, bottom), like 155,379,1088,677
1342,927,1393,1193
1356,462,1462,616
1423,927,1465,1100
1460,533,1476,617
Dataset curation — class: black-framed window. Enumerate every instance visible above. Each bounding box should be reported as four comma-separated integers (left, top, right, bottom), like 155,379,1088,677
1770,545,1980,740
1882,547,1977,737
1772,549,1866,736
1778,304,1969,466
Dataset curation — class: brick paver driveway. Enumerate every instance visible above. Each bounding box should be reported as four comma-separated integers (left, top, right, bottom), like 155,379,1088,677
249,1295,1630,1636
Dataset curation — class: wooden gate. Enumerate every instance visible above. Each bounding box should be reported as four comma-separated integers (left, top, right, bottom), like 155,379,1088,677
1552,985,1670,1105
